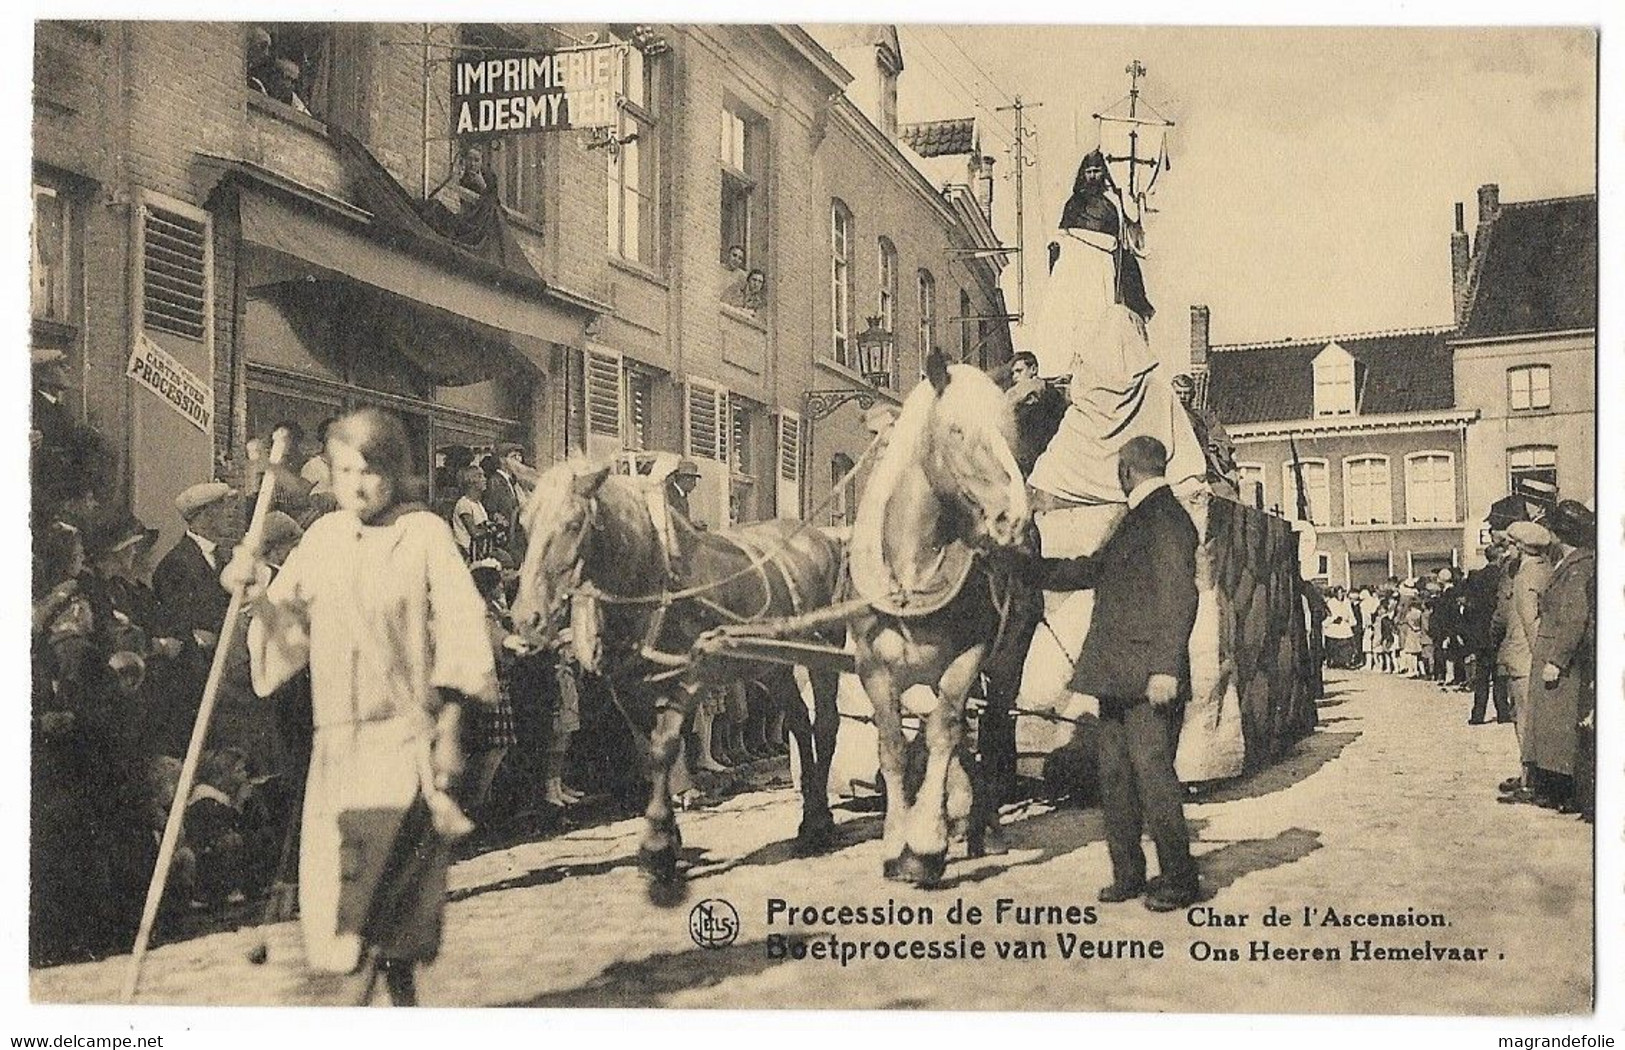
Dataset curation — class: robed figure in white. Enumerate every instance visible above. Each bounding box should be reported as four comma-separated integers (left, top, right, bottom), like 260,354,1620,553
1017,148,1242,785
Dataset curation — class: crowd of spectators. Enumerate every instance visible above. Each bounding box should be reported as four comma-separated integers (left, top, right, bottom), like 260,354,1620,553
1318,496,1596,822
27,364,766,967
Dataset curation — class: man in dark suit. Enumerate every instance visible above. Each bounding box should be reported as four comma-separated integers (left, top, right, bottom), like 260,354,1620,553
152,481,239,755
482,442,529,565
1018,435,1202,911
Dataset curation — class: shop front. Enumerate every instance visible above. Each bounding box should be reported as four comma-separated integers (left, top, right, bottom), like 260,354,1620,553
225,180,591,516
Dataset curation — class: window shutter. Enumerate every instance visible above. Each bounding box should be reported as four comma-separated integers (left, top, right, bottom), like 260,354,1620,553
685,380,728,461
585,346,624,456
141,202,209,341
776,410,802,519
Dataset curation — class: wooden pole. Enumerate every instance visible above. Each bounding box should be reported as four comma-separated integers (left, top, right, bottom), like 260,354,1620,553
121,432,289,1003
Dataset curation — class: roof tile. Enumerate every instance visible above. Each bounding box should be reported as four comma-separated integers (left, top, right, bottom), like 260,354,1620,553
1458,195,1596,339
900,118,976,157
1206,328,1455,425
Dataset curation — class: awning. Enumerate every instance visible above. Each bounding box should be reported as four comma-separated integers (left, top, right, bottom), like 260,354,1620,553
239,188,586,350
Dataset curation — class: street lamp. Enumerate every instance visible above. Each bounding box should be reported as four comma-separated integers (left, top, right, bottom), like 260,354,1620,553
855,315,896,390
800,316,897,520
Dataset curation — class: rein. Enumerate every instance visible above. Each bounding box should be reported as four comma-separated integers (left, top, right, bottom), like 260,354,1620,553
573,429,886,612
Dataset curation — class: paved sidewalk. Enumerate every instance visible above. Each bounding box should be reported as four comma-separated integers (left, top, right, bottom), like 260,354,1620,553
32,670,1592,1014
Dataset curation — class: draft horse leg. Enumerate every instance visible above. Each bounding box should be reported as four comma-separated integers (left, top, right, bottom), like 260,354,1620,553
899,642,987,888
857,645,910,880
778,666,839,854
639,682,699,899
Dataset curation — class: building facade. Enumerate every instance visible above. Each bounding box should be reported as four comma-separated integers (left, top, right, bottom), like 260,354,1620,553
1198,310,1475,588
1447,185,1596,567
31,21,1012,546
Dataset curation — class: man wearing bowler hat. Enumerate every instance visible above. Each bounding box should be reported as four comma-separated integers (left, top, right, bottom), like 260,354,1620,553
666,457,702,523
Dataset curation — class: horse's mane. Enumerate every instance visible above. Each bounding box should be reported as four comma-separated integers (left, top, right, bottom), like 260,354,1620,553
850,365,1015,591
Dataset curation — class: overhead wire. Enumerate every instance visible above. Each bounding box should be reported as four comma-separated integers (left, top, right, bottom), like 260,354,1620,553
929,25,1017,109
896,26,1019,150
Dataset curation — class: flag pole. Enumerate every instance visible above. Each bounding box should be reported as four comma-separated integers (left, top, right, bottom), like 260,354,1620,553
121,432,289,1003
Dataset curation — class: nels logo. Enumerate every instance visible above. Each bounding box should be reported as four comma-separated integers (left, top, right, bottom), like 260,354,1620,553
688,898,740,949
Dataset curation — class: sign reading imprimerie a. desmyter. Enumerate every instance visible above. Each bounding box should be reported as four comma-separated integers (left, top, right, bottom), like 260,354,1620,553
127,334,213,434
453,45,620,142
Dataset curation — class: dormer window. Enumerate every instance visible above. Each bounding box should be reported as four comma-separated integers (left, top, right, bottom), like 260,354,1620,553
1312,342,1356,417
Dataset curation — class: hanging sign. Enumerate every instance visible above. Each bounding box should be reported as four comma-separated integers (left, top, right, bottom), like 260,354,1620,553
127,333,213,434
452,45,621,142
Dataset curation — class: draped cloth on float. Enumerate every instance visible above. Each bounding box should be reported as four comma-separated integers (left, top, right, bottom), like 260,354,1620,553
1027,304,1207,505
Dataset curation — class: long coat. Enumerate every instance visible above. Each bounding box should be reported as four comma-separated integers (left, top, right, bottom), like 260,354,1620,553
1529,547,1595,776
1495,556,1551,678
1025,483,1200,706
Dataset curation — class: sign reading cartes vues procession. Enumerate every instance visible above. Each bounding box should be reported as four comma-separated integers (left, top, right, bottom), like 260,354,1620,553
452,44,622,142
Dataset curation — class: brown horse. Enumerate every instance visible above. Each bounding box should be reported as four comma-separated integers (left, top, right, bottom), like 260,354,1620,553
848,351,1032,886
507,460,845,897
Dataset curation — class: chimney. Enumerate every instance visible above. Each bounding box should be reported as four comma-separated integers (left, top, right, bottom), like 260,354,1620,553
1476,183,1500,225
1189,304,1211,370
972,154,996,223
1451,202,1472,327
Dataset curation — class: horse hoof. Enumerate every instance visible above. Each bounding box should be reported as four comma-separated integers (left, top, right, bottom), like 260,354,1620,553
972,824,1009,858
897,846,947,888
882,857,905,881
639,845,682,888
647,876,690,909
794,817,838,856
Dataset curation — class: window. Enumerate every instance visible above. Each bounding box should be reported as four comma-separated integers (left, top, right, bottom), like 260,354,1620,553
1507,445,1557,499
876,238,898,388
246,23,345,124
1281,458,1330,526
457,26,544,223
959,290,973,361
1312,343,1356,417
719,105,767,267
877,238,897,333
488,137,544,222
1314,553,1331,580
607,39,659,266
1343,456,1392,525
1236,462,1266,510
1405,451,1456,524
830,453,856,528
916,269,936,373
31,183,72,327
831,200,854,366
1507,365,1552,412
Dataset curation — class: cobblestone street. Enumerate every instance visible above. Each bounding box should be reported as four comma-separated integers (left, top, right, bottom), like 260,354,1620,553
32,669,1592,1014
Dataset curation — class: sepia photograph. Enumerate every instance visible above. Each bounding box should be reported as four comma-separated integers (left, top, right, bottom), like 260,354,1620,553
13,8,1609,1028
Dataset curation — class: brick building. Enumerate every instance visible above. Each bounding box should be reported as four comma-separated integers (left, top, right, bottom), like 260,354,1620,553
1447,186,1596,566
30,21,1013,544
1197,308,1475,588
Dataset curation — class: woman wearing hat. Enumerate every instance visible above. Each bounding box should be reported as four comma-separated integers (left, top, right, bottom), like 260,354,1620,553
1495,521,1556,804
1528,501,1596,817
223,407,497,1005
